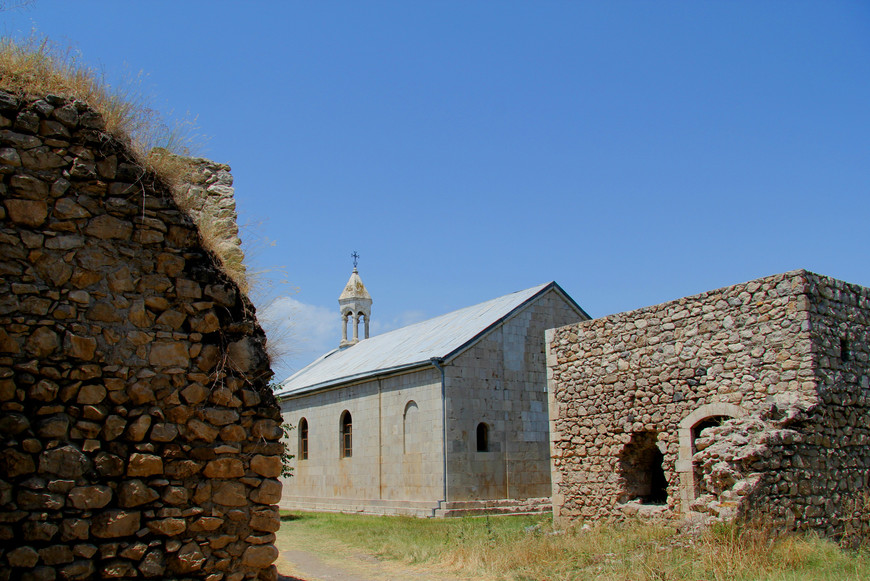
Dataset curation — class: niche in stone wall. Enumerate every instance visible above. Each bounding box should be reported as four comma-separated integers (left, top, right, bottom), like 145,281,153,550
618,431,668,505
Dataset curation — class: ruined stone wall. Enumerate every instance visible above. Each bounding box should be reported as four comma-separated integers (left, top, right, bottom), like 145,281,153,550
169,155,245,281
0,90,282,580
546,271,819,527
684,273,870,537
798,273,870,535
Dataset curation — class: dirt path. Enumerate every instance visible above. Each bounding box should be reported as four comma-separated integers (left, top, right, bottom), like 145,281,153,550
274,521,472,581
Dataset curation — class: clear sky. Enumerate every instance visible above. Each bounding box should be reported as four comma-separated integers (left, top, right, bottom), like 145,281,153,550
4,1,869,380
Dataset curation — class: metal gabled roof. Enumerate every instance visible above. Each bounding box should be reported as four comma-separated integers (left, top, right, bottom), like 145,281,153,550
276,282,573,399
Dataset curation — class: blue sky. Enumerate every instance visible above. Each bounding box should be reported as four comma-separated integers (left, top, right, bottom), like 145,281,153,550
4,2,869,379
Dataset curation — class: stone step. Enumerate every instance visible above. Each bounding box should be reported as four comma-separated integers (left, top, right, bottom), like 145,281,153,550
279,497,442,518
433,497,552,518
434,507,552,518
280,497,553,518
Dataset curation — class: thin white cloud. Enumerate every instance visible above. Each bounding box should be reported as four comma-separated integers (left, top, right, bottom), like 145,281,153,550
258,297,340,381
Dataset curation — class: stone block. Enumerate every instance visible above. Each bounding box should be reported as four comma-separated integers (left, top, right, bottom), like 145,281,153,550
213,482,247,507
118,480,159,508
250,455,282,478
68,485,112,509
91,510,140,538
127,453,163,477
146,518,186,536
204,458,245,479
4,199,47,226
241,544,278,568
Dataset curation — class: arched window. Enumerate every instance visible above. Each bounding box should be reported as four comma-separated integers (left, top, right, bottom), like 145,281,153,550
403,401,418,454
340,410,352,458
298,417,309,460
476,422,489,452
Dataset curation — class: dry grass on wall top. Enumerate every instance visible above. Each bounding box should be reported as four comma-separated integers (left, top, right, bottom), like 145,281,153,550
0,35,250,291
1,36,159,152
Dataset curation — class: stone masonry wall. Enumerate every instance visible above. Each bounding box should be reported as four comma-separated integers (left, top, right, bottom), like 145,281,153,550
168,154,245,281
446,288,586,503
279,368,445,517
692,274,870,537
547,270,870,536
0,90,282,580
546,271,819,527
800,273,870,535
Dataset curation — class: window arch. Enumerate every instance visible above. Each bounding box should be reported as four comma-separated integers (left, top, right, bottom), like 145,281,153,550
340,410,352,458
476,422,489,452
403,401,418,454
298,417,308,460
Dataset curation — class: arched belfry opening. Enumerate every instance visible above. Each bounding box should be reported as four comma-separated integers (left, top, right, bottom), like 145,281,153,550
339,251,372,348
618,431,668,505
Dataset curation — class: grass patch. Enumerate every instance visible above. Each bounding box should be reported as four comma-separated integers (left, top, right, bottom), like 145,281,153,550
278,512,870,581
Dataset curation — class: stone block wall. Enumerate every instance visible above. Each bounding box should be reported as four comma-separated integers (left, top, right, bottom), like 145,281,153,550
546,270,870,535
0,90,282,579
279,368,445,517
446,288,587,502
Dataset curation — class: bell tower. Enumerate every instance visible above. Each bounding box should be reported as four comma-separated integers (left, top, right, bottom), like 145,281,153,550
339,252,372,348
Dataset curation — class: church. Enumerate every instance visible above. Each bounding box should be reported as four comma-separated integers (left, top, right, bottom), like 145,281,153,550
275,267,589,517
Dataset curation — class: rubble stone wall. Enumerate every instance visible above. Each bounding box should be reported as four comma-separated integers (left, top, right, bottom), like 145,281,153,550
688,273,870,537
546,270,870,533
0,90,282,580
170,155,246,281
800,273,870,534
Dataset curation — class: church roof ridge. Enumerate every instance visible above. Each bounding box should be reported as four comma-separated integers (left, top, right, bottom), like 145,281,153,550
276,281,576,398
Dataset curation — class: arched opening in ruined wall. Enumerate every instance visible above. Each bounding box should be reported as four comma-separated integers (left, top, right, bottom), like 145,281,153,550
690,416,728,497
677,403,747,513
617,431,668,505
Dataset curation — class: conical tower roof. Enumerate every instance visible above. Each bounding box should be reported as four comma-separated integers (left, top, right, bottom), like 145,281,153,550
339,268,371,301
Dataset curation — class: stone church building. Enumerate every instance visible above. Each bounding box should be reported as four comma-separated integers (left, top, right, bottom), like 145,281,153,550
276,270,588,517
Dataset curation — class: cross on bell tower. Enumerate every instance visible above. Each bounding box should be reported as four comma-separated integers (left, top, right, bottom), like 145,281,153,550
339,251,372,348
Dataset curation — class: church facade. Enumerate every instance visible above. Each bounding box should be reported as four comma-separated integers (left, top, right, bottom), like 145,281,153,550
276,270,589,516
